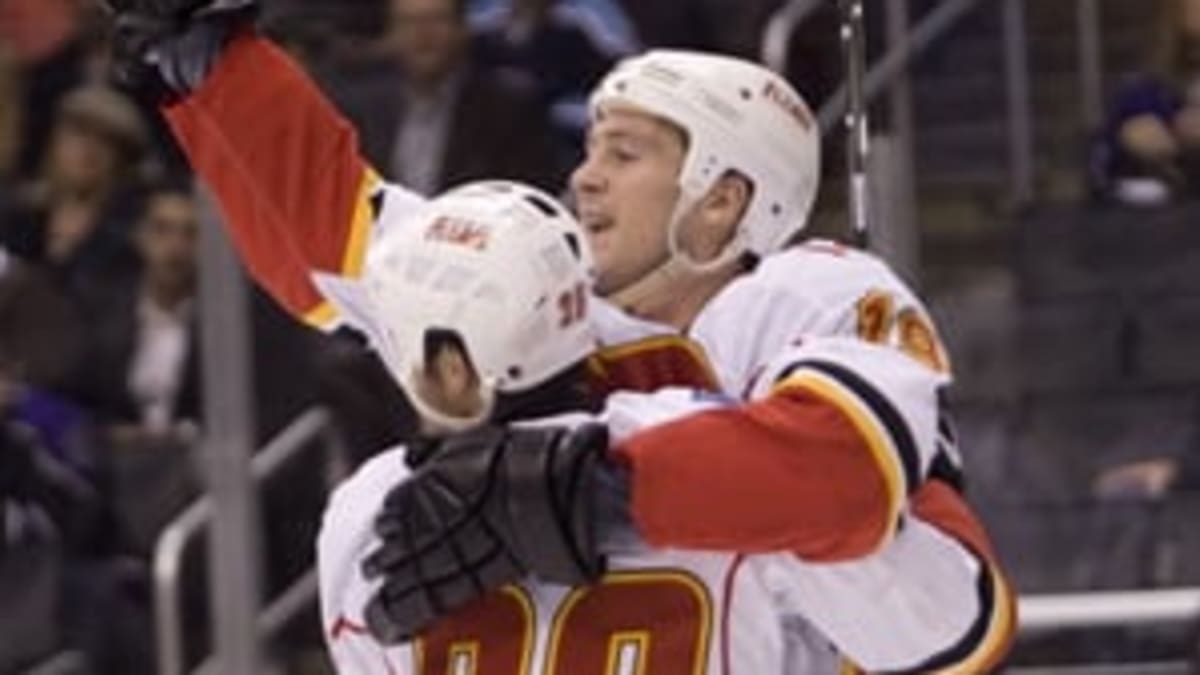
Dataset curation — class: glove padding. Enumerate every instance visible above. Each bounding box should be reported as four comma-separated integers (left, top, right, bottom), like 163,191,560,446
361,423,610,644
100,0,258,98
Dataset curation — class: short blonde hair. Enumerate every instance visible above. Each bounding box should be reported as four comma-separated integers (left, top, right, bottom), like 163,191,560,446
56,85,149,159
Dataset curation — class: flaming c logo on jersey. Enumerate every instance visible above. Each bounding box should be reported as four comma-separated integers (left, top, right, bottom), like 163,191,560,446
425,216,491,250
762,80,813,131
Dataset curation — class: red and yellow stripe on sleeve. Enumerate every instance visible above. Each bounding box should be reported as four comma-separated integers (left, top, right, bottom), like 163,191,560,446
769,358,926,554
614,368,898,561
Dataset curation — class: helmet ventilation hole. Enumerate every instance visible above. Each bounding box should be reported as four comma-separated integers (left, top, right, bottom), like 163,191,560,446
563,232,582,259
524,193,559,217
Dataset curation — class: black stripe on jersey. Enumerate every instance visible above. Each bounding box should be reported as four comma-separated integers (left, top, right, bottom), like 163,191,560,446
882,558,995,674
929,452,965,493
935,397,966,492
777,359,922,494
368,190,385,222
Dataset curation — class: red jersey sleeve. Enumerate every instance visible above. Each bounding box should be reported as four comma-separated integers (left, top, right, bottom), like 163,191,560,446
613,340,943,561
614,383,893,561
161,29,382,327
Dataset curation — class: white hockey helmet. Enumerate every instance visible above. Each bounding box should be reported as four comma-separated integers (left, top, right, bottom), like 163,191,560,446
590,49,821,261
362,180,597,431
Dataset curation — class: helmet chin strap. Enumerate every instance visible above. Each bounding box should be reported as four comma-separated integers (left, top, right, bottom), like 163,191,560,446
605,184,746,320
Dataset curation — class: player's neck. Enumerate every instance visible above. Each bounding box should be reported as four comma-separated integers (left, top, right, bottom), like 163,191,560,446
610,260,741,331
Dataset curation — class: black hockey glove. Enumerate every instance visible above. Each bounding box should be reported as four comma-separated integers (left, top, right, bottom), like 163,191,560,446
100,0,258,100
361,423,611,644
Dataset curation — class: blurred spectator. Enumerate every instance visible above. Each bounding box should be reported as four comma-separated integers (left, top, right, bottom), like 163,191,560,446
0,245,95,541
0,408,87,673
613,0,716,51
64,179,202,560
469,0,637,46
69,180,199,447
0,351,154,675
472,0,635,142
0,376,103,556
0,244,95,486
0,46,21,183
0,247,82,390
0,84,146,293
0,0,92,179
0,0,78,66
1094,455,1200,500
331,0,562,194
1091,0,1200,205
268,0,391,42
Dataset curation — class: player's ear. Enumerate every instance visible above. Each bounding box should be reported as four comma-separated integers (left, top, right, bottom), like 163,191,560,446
685,171,753,262
413,329,487,424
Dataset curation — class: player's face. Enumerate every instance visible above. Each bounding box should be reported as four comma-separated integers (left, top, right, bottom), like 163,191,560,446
570,105,686,295
389,0,466,84
47,118,121,192
137,192,198,289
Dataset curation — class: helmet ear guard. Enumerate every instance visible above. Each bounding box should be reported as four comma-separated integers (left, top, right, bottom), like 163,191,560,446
361,180,598,433
591,50,822,264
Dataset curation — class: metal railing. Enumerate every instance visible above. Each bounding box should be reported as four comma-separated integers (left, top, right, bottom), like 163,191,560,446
760,0,826,75
152,407,348,675
1013,588,1200,672
1020,587,1200,633
814,0,992,133
1002,0,1034,205
1008,663,1193,675
1077,0,1104,130
770,0,1114,209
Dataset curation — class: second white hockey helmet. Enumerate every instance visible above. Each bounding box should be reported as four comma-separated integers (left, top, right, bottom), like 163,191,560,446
362,180,597,430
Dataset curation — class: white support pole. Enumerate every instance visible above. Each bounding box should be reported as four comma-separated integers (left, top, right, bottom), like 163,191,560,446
1002,0,1035,206
195,184,263,675
867,135,920,287
881,0,920,288
1077,0,1104,131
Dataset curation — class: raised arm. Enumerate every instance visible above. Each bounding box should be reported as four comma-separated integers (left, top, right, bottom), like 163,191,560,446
111,1,422,328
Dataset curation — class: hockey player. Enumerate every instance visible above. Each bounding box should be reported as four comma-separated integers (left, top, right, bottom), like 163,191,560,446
102,1,1014,668
320,180,1012,673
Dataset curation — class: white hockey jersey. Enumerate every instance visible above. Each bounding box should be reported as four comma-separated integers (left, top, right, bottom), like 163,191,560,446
689,239,952,399
318,341,1008,675
313,188,956,500
155,39,1010,673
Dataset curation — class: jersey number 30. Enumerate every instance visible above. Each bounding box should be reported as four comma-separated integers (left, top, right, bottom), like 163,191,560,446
415,571,713,675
